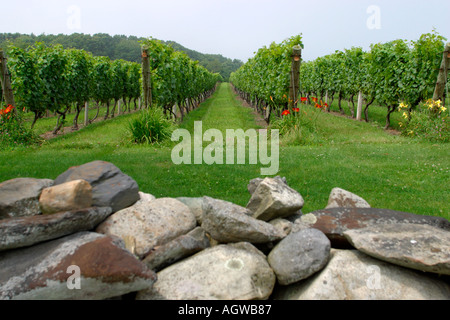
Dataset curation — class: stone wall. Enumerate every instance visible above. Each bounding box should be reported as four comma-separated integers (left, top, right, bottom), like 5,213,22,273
0,161,449,300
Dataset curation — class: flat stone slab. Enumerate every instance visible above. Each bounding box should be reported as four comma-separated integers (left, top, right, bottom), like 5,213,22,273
0,232,157,300
0,178,54,219
0,207,112,252
344,224,450,275
303,208,450,248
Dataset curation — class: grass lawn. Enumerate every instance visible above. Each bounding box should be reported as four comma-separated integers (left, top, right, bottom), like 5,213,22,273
1,83,448,220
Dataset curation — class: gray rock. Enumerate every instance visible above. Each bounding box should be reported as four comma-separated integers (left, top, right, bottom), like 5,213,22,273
268,218,293,238
0,178,54,219
96,198,197,258
137,242,276,300
201,197,283,244
247,176,288,195
0,207,112,251
325,187,371,209
273,249,450,300
344,224,450,275
0,232,157,300
177,197,205,225
268,229,331,285
54,161,140,213
247,178,263,195
306,207,450,248
39,179,93,215
246,177,304,221
143,227,211,272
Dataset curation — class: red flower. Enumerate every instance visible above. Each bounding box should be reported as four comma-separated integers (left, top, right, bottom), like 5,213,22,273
312,97,318,103
300,97,308,102
281,110,291,116
293,108,300,112
315,104,323,109
4,105,14,114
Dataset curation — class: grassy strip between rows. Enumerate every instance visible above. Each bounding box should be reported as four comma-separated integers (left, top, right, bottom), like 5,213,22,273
1,83,449,220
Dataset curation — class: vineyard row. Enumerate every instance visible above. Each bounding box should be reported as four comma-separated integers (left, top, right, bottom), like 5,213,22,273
231,32,449,129
0,39,222,134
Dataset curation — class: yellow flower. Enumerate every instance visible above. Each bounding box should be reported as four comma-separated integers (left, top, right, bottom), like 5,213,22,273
440,106,447,113
402,112,408,119
399,102,408,110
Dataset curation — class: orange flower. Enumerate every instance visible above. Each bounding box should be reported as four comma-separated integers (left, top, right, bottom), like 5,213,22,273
281,110,291,116
312,97,318,103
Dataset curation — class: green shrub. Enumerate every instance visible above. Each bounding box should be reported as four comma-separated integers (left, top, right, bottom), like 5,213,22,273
271,105,323,146
398,100,449,143
128,107,175,144
0,105,40,150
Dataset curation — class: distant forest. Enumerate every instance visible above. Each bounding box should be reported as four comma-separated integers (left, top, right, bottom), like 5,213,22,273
0,33,243,81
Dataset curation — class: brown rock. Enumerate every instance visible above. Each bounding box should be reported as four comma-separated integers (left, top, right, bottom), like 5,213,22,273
0,232,157,300
304,208,450,248
325,188,371,209
39,180,93,215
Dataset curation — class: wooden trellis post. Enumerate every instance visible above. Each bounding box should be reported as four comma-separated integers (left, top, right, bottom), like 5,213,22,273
141,47,152,109
84,102,89,127
0,48,18,117
433,43,450,105
357,91,363,121
289,45,302,112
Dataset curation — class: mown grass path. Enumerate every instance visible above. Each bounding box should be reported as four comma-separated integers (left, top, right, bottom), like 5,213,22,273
180,82,262,133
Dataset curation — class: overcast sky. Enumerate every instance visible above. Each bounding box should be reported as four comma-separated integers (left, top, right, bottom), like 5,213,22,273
1,0,449,62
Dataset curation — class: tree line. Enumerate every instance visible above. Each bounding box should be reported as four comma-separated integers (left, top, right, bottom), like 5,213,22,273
0,33,242,81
